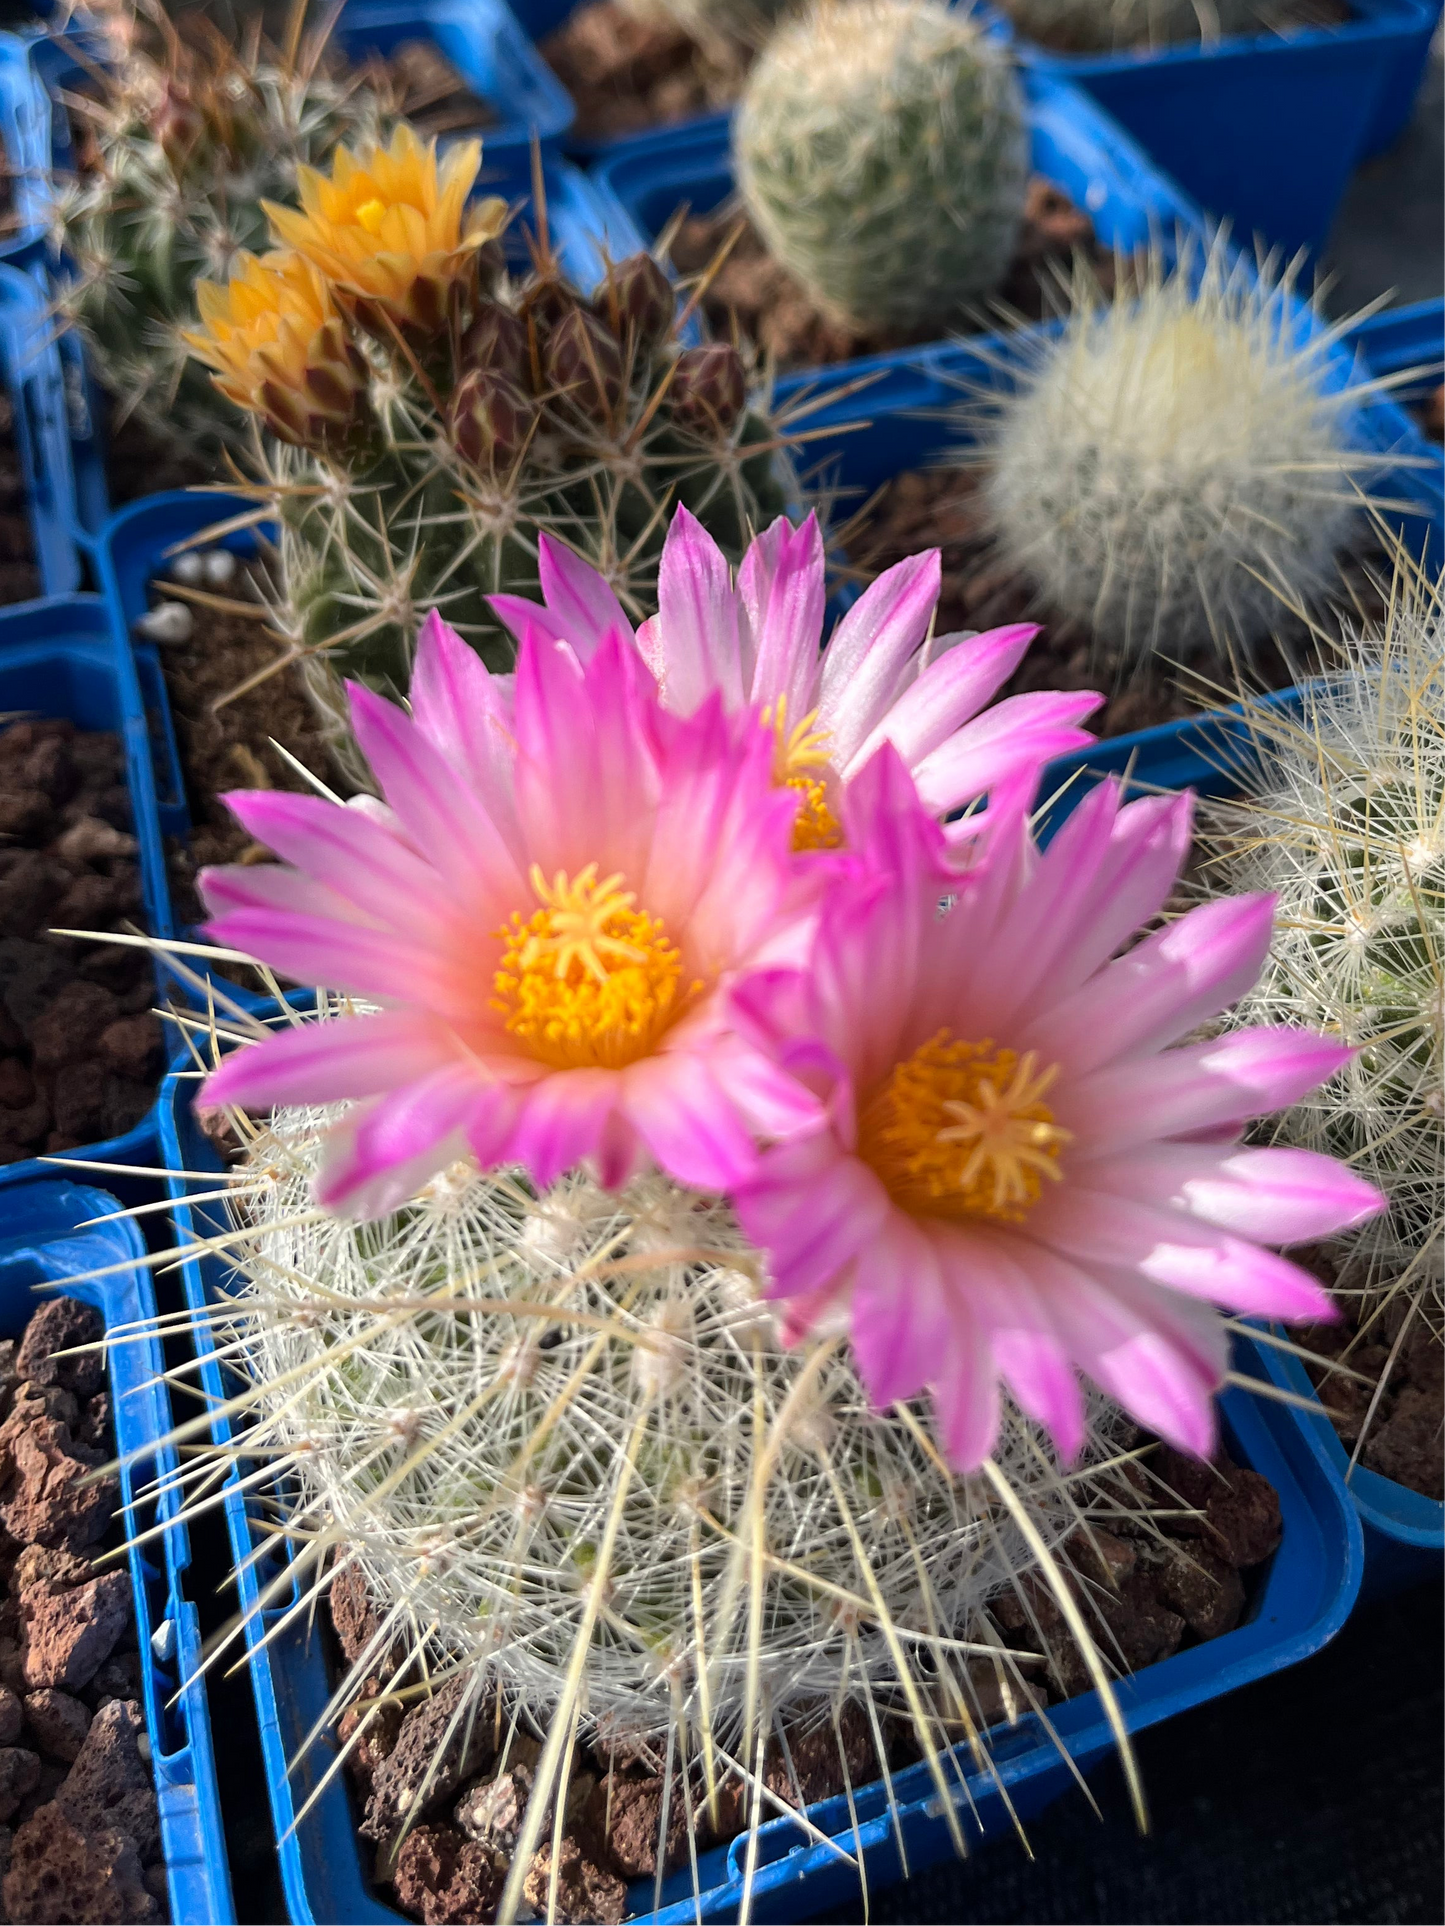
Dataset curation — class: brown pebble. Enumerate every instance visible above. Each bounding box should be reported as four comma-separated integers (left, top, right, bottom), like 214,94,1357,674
98,1015,162,1083
0,1687,19,1748
23,1689,91,1764
523,1834,627,1926
1364,1384,1444,1501
54,1699,158,1862
0,1748,38,1822
454,1763,534,1854
15,1299,104,1400
0,1420,115,1553
20,1570,131,1691
3,1801,158,1922
361,1675,493,1842
1154,1543,1247,1641
389,1822,504,1926
584,1769,688,1880
26,983,121,1072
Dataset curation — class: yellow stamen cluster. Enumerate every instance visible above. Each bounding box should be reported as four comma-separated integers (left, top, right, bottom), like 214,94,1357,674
764,697,844,852
262,123,505,333
858,1030,1072,1224
491,865,699,1069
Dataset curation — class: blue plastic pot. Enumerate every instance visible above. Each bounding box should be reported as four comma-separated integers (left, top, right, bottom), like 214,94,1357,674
1036,704,1444,1599
158,1015,1363,1924
0,260,79,594
56,156,634,550
1006,0,1434,255
0,1177,232,1923
590,67,1199,313
0,28,49,268
0,597,181,1194
1360,0,1441,156
1345,295,1445,408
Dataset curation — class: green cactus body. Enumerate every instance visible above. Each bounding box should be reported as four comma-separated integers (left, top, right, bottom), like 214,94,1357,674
52,30,391,460
1207,576,1445,1306
998,0,1260,54
971,240,1389,669
734,0,1029,334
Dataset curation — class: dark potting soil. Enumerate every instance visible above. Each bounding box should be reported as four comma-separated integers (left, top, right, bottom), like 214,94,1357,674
1294,1247,1444,1502
541,2,751,143
0,719,163,1165
0,1296,169,1921
366,39,498,139
670,178,1111,374
326,1442,1281,1925
997,0,1349,56
1424,385,1443,443
0,394,41,609
845,464,1390,739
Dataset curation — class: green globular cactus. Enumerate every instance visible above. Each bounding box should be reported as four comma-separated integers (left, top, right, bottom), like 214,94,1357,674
178,1071,1160,1908
734,0,1029,334
186,128,791,774
969,238,1393,669
50,12,393,461
997,0,1260,55
1205,568,1445,1323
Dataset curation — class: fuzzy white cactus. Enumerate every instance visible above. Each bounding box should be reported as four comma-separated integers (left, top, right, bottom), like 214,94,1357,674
734,0,1029,333
966,238,1395,671
998,0,1260,54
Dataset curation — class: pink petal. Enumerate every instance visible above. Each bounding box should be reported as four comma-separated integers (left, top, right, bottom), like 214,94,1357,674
536,534,636,660
849,1212,950,1409
1059,1028,1356,1157
488,592,575,652
499,1068,627,1189
315,1064,493,1218
816,551,941,766
737,513,825,717
621,1051,762,1190
200,1009,454,1111
905,692,1102,815
652,504,743,711
1019,893,1278,1077
409,610,519,831
932,1292,1002,1473
1081,1143,1384,1244
841,623,1042,771
734,1134,892,1303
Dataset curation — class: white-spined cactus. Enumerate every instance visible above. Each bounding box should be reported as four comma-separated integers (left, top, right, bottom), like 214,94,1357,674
968,238,1394,669
998,0,1260,54
173,1043,1162,1920
734,0,1029,333
626,0,795,51
1204,562,1445,1329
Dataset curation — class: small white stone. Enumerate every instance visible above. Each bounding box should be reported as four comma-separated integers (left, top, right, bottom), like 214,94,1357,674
167,552,204,586
150,1617,176,1663
134,601,193,645
203,548,238,587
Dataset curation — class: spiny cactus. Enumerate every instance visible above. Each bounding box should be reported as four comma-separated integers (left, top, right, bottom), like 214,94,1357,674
623,0,794,52
967,238,1396,669
734,0,1029,334
50,6,398,461
997,0,1260,55
170,1037,1165,1919
185,128,791,770
1203,558,1444,1337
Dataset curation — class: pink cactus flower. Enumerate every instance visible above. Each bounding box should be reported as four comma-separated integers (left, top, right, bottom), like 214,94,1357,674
490,505,1101,855
730,755,1385,1468
198,614,823,1218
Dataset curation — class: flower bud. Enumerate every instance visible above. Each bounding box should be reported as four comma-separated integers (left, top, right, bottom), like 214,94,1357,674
544,308,624,422
669,344,746,438
595,253,674,351
447,368,534,471
458,301,530,390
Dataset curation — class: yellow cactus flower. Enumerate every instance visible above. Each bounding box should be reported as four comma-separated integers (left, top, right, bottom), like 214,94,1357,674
263,123,508,339
184,250,370,450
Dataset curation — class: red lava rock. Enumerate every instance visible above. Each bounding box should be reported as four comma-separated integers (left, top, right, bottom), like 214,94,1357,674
361,1677,494,1843
1364,1384,1444,1500
0,1060,35,1108
19,1570,131,1691
50,1060,111,1142
584,1770,688,1881
0,1421,116,1553
329,1560,387,1668
337,1684,402,1795
2,1802,158,1922
523,1835,627,1926
1153,1447,1282,1568
765,1701,878,1810
389,1823,504,1925
0,1747,38,1822
84,1652,143,1710
16,1300,104,1401
53,1699,158,1862
454,1763,534,1854
27,984,121,1073
24,1690,91,1764
0,1685,19,1747
97,1015,162,1084
1154,1543,1247,1641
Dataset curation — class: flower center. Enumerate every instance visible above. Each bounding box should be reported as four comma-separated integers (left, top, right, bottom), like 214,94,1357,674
355,198,388,235
857,1030,1071,1224
763,697,843,853
491,864,699,1069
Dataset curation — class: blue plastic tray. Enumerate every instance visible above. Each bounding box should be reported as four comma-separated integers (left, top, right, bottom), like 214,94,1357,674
0,28,49,269
1006,0,1433,255
1360,0,1441,156
55,154,635,549
0,598,182,1195
1036,702,1444,1598
158,1014,1363,1924
589,66,1200,314
1345,295,1445,407
0,1177,233,1924
0,259,79,594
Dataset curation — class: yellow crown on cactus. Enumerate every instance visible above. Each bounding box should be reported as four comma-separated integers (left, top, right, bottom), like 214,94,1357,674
185,250,370,450
263,124,506,340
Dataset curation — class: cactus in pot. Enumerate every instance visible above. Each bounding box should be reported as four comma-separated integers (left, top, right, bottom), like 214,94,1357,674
183,125,791,774
997,0,1260,54
962,237,1399,673
49,3,397,462
734,0,1029,334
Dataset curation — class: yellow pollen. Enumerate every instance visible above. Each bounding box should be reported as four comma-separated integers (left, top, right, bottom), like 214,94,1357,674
762,698,843,852
491,864,700,1069
858,1030,1072,1224
355,198,388,235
